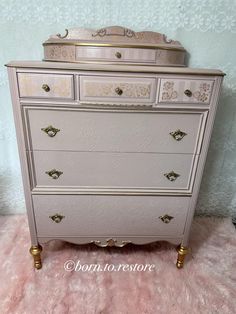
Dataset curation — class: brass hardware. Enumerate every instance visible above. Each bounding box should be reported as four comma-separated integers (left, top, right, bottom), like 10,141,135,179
159,214,174,224
93,238,131,247
43,41,186,52
42,84,50,92
115,87,123,95
164,171,180,181
184,89,192,97
29,245,42,269
176,245,189,269
170,129,187,141
41,125,60,137
56,29,69,39
46,169,63,179
115,51,122,59
49,214,65,223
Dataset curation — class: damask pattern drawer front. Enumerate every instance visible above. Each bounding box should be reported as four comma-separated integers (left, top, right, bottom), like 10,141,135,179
17,73,74,99
80,75,157,103
76,46,157,63
26,107,206,154
159,78,214,104
33,195,190,237
32,150,196,192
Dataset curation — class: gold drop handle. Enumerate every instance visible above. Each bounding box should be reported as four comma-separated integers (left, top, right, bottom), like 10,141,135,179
164,171,180,182
115,87,123,95
159,214,174,224
170,129,187,141
184,89,192,97
42,84,50,92
49,214,65,223
46,169,63,179
41,125,60,137
115,52,122,59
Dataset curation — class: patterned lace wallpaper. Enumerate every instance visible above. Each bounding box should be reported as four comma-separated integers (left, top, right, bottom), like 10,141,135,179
0,0,236,219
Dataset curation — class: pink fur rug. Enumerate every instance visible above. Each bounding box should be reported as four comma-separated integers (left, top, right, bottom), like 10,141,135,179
0,215,235,314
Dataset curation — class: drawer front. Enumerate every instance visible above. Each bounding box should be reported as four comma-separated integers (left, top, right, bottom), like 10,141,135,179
17,73,74,99
76,46,156,63
32,151,196,192
33,195,190,237
80,75,156,103
159,78,214,104
26,108,206,154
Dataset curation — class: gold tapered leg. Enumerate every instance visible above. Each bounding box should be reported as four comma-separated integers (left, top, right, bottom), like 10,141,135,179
176,245,188,269
29,245,42,269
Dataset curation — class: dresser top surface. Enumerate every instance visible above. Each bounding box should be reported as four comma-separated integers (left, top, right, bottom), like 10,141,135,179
6,60,225,76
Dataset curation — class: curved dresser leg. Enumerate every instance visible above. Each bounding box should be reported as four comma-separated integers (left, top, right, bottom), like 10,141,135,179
29,245,43,269
176,245,188,269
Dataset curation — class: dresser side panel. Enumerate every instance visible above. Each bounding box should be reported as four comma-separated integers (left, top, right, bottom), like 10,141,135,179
7,67,38,245
182,76,224,245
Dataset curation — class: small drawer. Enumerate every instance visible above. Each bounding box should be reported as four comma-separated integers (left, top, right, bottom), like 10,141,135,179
33,194,190,237
31,150,196,193
159,78,214,104
76,46,157,63
80,75,157,103
17,72,74,99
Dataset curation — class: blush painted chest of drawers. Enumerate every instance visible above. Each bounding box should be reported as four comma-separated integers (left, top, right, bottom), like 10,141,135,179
7,26,224,269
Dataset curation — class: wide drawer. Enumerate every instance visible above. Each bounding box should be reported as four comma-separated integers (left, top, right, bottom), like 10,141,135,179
17,72,74,99
76,46,157,63
25,107,207,154
31,151,196,192
33,195,190,237
159,78,214,104
80,75,157,103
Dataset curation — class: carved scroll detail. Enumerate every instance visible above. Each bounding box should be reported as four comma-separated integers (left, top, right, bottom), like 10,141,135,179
92,26,136,38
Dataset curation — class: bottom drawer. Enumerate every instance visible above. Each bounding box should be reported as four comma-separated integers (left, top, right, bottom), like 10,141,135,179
33,195,190,237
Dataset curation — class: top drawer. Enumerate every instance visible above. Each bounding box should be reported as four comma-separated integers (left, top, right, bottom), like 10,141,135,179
76,46,157,63
80,75,157,103
17,73,74,100
159,78,214,104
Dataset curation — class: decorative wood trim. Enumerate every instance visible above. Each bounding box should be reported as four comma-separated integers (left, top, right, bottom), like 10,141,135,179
5,61,225,76
43,26,185,51
38,236,182,246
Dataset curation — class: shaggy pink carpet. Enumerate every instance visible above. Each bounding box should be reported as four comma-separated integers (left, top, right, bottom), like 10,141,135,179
0,215,235,314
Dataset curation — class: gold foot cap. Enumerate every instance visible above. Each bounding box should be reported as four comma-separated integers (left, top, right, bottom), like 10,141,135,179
176,245,188,269
176,245,188,256
29,245,42,270
29,245,42,255
176,260,184,269
34,261,42,270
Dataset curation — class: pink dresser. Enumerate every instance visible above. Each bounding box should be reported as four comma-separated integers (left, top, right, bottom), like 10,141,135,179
6,26,224,269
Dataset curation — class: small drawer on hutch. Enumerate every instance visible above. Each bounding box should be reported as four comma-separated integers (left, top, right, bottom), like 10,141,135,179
25,107,207,155
80,75,157,103
158,78,214,104
76,46,157,63
17,73,74,99
31,150,196,192
33,195,190,237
